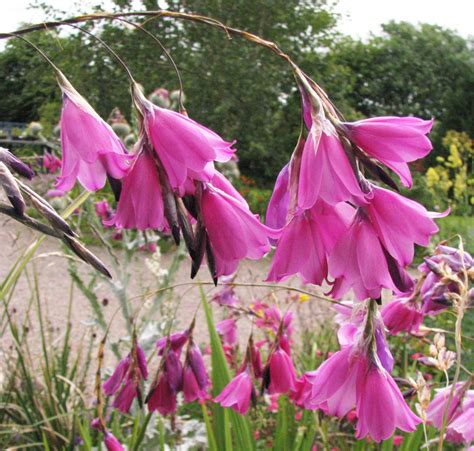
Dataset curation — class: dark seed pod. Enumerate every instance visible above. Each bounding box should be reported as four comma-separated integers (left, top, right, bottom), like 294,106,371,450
0,162,25,216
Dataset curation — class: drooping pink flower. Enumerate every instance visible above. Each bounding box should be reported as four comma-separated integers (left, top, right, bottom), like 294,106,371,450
215,368,254,415
216,319,238,346
136,86,235,191
355,356,421,442
43,152,62,173
267,201,352,285
382,297,424,335
298,118,366,209
147,374,177,415
328,210,413,300
56,74,131,192
265,343,297,395
104,432,124,451
212,275,239,306
343,116,433,188
95,200,112,223
107,149,168,231
366,185,445,267
200,184,279,276
291,372,316,407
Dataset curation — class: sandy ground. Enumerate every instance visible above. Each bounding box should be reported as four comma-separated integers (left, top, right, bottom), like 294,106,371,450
0,216,334,371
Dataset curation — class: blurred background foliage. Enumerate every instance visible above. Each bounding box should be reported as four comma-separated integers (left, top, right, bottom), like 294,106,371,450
0,0,472,218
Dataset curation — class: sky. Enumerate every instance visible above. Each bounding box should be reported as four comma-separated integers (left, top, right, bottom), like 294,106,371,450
0,0,472,38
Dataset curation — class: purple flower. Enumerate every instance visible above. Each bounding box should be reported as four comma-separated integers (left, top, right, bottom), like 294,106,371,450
187,344,209,391
0,147,34,179
103,343,148,413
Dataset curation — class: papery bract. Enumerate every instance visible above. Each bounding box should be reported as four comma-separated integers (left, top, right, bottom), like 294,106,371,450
344,116,433,188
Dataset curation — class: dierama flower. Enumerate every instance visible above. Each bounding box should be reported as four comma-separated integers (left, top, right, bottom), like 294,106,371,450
446,397,474,444
215,367,254,415
95,200,112,222
212,275,239,306
267,201,351,285
381,297,424,335
426,383,471,428
328,209,414,300
263,339,297,395
266,163,290,230
134,84,236,191
343,116,433,188
298,116,366,209
200,184,279,277
103,341,148,413
307,300,421,441
156,330,189,356
147,374,177,415
187,344,209,391
56,73,131,192
366,185,445,267
107,148,168,231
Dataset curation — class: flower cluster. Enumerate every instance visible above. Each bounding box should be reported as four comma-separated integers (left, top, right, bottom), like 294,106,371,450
266,80,446,301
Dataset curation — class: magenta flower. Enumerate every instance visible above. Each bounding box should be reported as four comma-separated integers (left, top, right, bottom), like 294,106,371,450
265,344,297,395
200,184,279,276
298,119,365,209
382,297,424,335
343,116,433,188
56,74,131,192
366,185,445,267
215,368,254,415
328,210,413,300
43,152,62,173
107,149,168,231
104,432,124,451
355,356,421,442
216,319,238,346
211,275,239,306
147,374,177,415
137,88,235,190
267,201,351,285
103,343,148,413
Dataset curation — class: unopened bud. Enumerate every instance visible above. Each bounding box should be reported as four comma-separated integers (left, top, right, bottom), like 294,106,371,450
0,162,25,216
